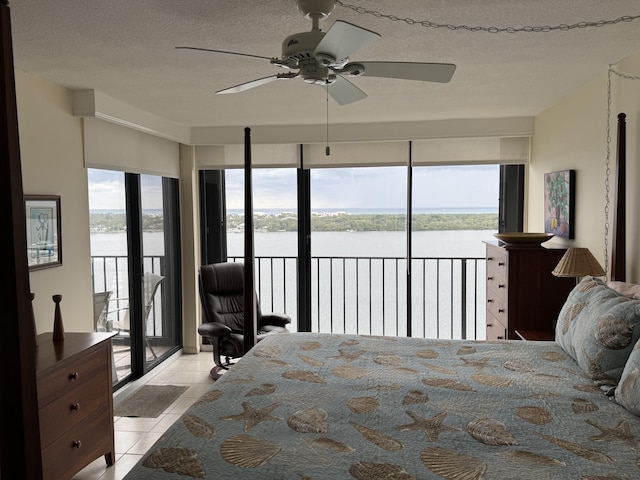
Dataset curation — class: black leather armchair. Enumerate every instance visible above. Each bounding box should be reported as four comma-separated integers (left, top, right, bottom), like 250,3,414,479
198,262,290,378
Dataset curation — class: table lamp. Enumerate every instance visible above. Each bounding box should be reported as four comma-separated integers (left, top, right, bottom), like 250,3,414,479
552,247,606,283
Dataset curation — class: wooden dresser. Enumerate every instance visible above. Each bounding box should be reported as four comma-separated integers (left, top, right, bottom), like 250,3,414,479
35,332,116,480
484,241,575,340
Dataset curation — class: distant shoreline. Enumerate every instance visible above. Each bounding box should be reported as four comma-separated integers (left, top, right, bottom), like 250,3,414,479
90,210,498,233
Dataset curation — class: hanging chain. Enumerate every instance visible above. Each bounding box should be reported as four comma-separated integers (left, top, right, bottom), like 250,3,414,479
335,1,640,33
604,67,640,277
609,69,640,81
603,68,612,277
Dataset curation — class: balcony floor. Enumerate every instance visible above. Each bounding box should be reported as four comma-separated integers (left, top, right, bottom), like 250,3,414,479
112,344,175,383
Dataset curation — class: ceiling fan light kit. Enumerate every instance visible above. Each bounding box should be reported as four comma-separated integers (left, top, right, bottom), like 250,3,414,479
176,0,456,105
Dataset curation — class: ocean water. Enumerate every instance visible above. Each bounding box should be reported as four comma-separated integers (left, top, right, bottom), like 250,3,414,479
90,230,494,260
227,230,494,258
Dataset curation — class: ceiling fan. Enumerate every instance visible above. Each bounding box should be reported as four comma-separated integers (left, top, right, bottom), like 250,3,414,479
176,0,456,105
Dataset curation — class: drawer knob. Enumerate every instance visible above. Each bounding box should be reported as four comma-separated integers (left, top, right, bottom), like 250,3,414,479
498,262,505,266
487,299,493,303
487,257,493,261
70,403,80,412
487,323,493,327
498,284,505,288
487,276,494,280
497,336,504,340
498,309,505,313
72,440,82,449
69,372,79,381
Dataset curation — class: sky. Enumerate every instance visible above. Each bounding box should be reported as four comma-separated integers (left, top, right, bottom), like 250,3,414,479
88,165,499,211
225,164,500,210
88,170,163,211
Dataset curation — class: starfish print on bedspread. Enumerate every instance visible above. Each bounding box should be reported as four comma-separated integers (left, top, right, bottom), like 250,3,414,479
397,411,461,442
220,401,282,432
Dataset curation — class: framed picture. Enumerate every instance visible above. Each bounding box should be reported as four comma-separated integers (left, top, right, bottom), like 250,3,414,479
25,195,62,270
544,170,575,239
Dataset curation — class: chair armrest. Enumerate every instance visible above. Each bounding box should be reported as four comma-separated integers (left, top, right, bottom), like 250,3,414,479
198,321,232,338
107,306,129,314
260,313,292,327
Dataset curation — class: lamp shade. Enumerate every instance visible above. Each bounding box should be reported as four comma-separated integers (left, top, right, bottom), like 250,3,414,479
552,247,606,277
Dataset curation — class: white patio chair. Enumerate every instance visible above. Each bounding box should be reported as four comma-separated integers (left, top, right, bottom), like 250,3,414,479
109,272,164,360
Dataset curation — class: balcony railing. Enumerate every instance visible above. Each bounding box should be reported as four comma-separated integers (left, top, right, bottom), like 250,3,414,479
91,255,165,336
91,255,487,341
229,255,487,340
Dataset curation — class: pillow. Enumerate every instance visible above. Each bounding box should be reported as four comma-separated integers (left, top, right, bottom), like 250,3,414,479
614,339,640,415
608,281,640,300
555,276,640,385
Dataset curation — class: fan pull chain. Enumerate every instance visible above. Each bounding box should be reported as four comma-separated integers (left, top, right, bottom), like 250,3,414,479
325,84,331,156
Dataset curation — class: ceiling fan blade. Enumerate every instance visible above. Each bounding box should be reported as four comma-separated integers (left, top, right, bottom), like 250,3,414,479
176,46,272,61
216,75,282,94
355,62,456,83
313,20,380,62
324,76,368,105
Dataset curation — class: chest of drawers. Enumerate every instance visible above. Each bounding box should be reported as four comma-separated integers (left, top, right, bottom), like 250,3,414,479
35,332,116,480
484,241,575,340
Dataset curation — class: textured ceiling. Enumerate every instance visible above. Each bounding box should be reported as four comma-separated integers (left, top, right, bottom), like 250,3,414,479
9,0,640,130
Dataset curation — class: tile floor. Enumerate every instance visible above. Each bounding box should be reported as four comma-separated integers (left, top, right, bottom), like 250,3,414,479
72,350,216,480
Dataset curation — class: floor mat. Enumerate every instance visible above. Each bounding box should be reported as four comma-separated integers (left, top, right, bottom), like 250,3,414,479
114,384,188,418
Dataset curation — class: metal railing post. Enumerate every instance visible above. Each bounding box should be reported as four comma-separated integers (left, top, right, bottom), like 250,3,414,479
461,259,467,340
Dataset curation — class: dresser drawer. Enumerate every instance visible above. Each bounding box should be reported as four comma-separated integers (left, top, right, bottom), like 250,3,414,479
486,267,507,291
486,313,507,341
39,372,109,448
41,405,112,480
37,344,106,407
486,293,508,323
486,251,508,296
486,244,507,269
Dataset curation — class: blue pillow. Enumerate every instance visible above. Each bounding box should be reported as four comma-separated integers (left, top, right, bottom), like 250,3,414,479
555,276,640,385
614,339,640,415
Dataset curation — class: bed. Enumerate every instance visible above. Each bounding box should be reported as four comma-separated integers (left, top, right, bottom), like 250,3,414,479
124,117,640,479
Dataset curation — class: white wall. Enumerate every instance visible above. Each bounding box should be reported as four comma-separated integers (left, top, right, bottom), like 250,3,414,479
16,71,199,350
16,71,94,334
529,52,640,283
179,144,201,354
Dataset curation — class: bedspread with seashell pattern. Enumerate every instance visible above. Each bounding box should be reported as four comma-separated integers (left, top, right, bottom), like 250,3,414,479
124,333,640,479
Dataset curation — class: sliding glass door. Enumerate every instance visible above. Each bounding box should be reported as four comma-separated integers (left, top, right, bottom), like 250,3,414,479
140,174,182,371
89,169,133,382
89,169,182,388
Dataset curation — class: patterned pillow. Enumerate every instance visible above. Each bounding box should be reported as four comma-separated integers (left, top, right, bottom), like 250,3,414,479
608,281,640,299
555,276,640,385
614,340,640,415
